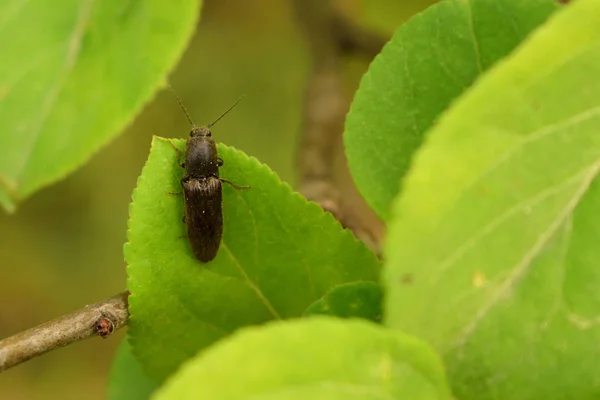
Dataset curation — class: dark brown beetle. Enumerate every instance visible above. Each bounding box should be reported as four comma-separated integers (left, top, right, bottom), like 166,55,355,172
169,88,248,262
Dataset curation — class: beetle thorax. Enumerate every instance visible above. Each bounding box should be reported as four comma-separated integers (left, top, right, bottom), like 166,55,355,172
190,126,211,137
185,135,219,177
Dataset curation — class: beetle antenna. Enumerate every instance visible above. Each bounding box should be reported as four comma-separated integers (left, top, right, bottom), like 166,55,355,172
168,84,195,127
207,95,245,128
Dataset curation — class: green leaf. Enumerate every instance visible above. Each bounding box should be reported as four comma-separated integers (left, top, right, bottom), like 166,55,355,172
304,281,383,323
152,317,452,400
126,137,380,381
0,0,200,212
344,0,559,220
384,1,600,399
108,339,160,400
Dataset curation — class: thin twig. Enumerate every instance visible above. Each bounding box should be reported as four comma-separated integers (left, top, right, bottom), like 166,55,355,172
0,291,129,372
292,0,384,254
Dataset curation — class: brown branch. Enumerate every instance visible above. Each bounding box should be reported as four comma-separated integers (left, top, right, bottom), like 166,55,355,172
332,14,387,59
0,290,129,373
292,0,384,254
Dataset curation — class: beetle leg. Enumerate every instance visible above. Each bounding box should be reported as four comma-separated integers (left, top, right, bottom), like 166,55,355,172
168,140,185,168
219,178,251,190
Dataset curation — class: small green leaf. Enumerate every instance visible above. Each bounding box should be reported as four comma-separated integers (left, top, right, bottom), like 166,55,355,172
384,0,600,399
108,339,160,400
126,137,380,381
0,0,200,212
344,0,559,220
152,317,452,400
304,281,383,323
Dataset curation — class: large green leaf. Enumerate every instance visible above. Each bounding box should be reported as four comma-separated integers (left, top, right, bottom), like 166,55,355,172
384,0,600,399
152,317,452,400
126,137,380,381
344,0,559,219
0,0,200,212
108,339,159,400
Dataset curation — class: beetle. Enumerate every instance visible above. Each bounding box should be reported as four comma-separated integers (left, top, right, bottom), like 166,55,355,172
169,88,249,262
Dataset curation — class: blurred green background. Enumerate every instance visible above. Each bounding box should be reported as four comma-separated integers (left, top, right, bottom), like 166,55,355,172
0,0,435,398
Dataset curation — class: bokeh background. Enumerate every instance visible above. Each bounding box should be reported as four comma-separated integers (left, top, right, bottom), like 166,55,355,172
0,0,435,398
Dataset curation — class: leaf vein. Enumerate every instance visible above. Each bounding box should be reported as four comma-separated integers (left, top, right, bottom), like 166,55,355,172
399,39,421,138
451,161,600,348
464,0,483,73
231,186,260,267
15,0,94,184
221,243,282,319
436,165,594,276
0,0,31,32
459,103,600,206
269,199,317,299
171,291,230,337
